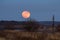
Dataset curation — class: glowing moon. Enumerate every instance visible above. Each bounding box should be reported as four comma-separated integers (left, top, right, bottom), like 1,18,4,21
22,11,30,19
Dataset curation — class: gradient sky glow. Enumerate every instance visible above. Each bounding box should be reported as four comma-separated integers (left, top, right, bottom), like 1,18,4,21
0,0,60,21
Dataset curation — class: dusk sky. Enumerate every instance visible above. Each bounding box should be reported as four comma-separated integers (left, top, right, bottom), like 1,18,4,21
0,0,60,21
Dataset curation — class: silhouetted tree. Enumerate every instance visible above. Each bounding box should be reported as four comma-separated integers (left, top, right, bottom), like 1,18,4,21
23,20,40,32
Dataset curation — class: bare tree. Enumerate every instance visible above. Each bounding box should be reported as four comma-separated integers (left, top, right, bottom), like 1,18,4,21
23,20,40,32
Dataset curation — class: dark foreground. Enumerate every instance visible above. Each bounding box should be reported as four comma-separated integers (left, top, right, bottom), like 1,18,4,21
0,30,60,40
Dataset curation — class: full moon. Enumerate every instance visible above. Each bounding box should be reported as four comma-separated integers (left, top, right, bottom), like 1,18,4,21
22,11,30,19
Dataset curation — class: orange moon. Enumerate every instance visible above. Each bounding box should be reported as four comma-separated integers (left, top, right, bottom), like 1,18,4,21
22,11,30,19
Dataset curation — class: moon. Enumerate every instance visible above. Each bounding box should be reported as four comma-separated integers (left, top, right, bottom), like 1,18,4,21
22,11,30,19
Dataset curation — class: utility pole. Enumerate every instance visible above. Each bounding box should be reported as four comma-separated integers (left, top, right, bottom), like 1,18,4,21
52,15,55,33
52,15,54,27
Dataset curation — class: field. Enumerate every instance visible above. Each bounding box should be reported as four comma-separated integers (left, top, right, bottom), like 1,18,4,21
0,30,60,40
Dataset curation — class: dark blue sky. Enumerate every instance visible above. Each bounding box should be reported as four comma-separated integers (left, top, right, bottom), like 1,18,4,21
0,0,60,21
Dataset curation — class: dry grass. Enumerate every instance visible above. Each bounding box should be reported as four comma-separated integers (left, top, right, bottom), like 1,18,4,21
0,30,60,40
0,37,5,40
